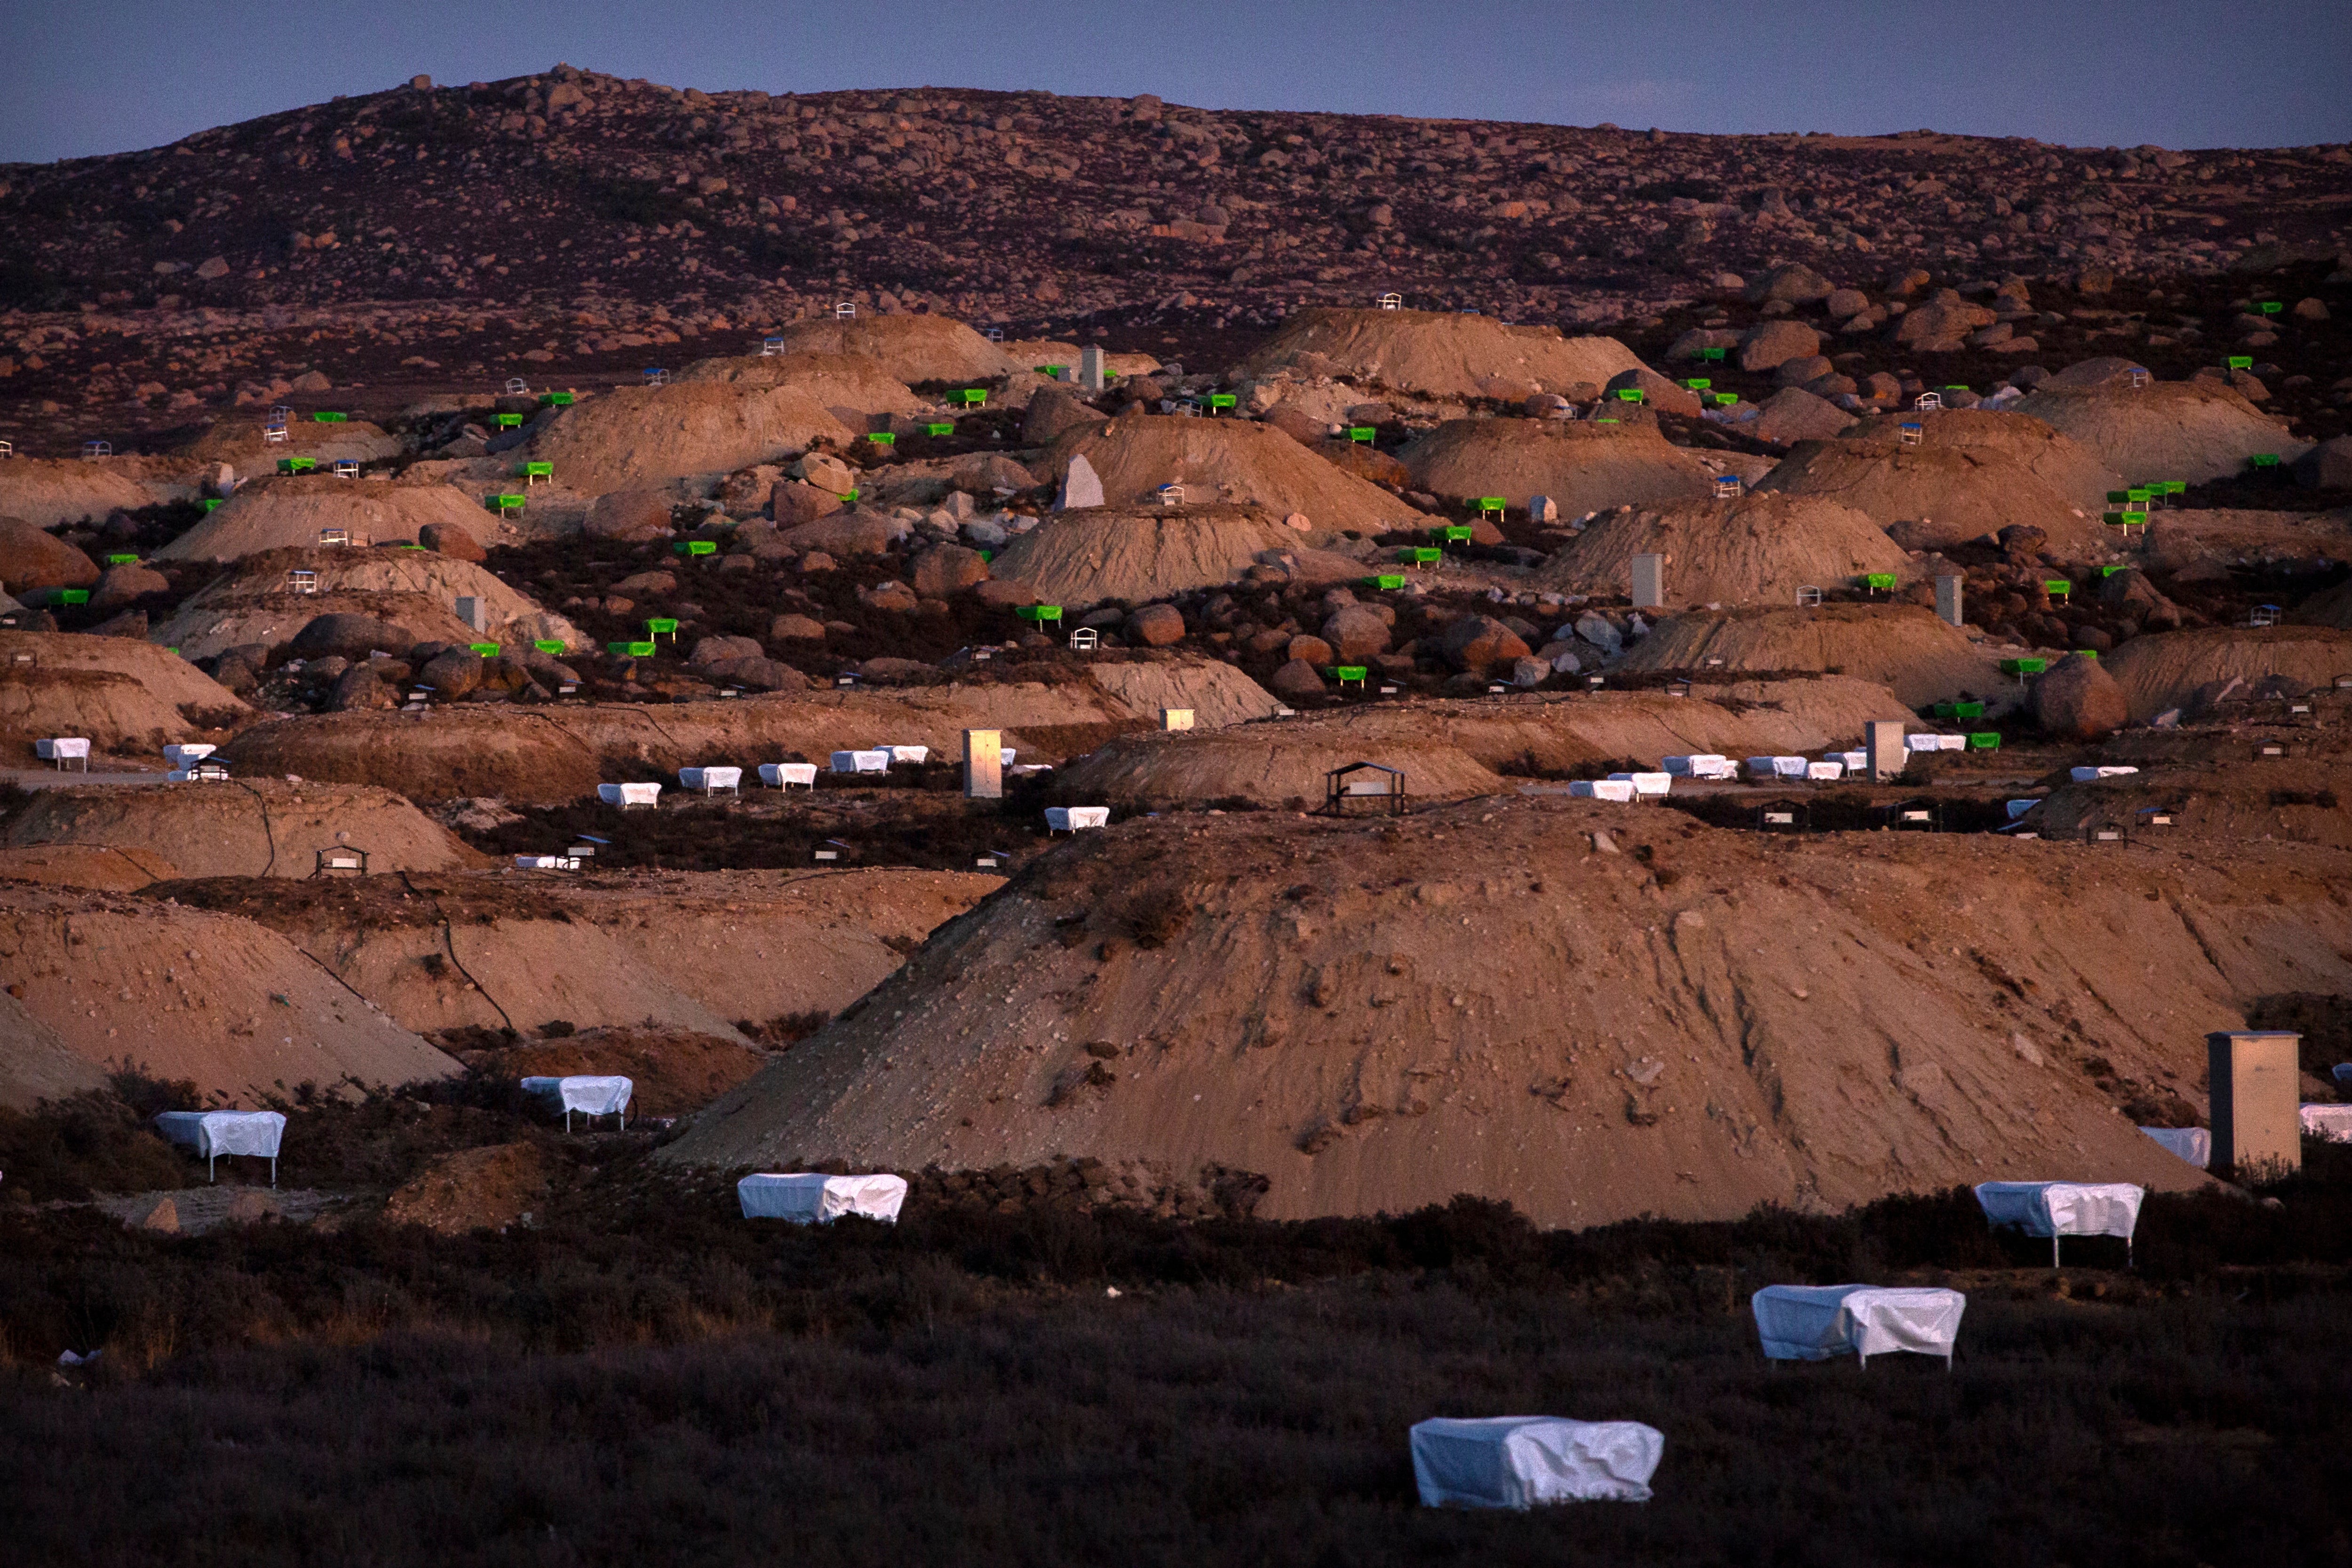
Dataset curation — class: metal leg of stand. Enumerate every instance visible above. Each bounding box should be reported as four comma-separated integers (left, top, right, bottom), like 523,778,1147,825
2052,1235,2061,1269
209,1153,216,1183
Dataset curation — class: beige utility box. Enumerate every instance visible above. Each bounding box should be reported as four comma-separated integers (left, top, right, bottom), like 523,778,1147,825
2207,1031,2301,1177
963,728,1002,800
1864,720,1908,782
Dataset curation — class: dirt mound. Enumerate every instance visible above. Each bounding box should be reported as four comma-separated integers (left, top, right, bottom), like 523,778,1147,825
0,842,181,891
492,1027,769,1115
762,315,1023,384
661,799,2350,1224
986,504,1330,606
0,988,107,1109
1041,416,1423,533
381,1140,557,1234
1081,658,1283,731
1233,308,1646,399
2102,626,2352,722
1614,605,2013,710
2013,380,2314,485
2028,756,2352,848
0,629,252,725
179,413,402,469
2293,577,2352,628
2146,508,2352,574
166,867,998,1045
1751,432,2105,555
220,711,609,804
0,459,171,530
673,351,928,417
154,476,499,563
3,779,486,879
1534,493,1913,607
1065,725,1505,808
0,886,457,1102
1838,408,2125,509
522,383,856,497
1398,417,1719,516
1,669,219,760
152,546,582,658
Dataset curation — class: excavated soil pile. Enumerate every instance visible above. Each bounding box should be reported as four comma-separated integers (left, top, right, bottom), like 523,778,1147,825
665,799,2352,1225
179,413,403,469
2295,575,2352,628
154,475,497,563
2029,756,2352,848
986,504,1331,606
491,1027,770,1115
1534,492,1914,607
1614,605,2014,710
0,630,250,755
0,843,183,891
761,315,1023,384
521,383,855,497
0,989,107,1109
3,779,486,879
220,710,609,803
1399,416,1720,516
0,886,457,1101
154,867,997,1043
1233,308,1646,399
1042,415,1424,533
381,1140,559,1234
1838,408,2126,510
2103,626,2352,722
2147,508,2352,573
1081,658,1284,731
1065,680,1917,806
2015,380,2314,485
1752,432,2105,555
0,459,174,530
153,546,582,658
673,351,927,417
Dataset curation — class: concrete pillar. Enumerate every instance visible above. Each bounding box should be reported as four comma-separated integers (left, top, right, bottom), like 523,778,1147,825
1079,344,1107,391
2208,1031,2301,1178
1935,574,1963,629
1864,720,1907,782
963,729,1002,800
1630,553,1664,609
455,596,486,634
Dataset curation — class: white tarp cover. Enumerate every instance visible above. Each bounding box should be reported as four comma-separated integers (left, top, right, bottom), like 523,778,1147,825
37,738,91,759
2141,1126,2211,1168
2071,766,2139,782
1806,761,1844,780
2301,1104,2352,1142
1771,755,1810,778
1608,772,1671,796
1906,734,1941,752
1936,734,1968,751
761,762,818,788
1047,806,1111,829
513,855,580,871
163,743,215,767
521,1076,633,1117
1663,754,1727,776
738,1172,909,1224
1750,1285,1966,1365
153,1110,286,1159
1409,1417,1663,1508
832,749,890,772
597,782,661,807
1973,1181,2145,1240
1838,750,1868,770
873,744,930,764
1570,780,1635,801
679,766,740,792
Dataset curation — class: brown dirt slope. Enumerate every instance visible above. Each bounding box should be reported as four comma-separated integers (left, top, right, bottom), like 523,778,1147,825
1233,308,1646,399
1841,408,2125,509
0,631,252,721
2029,756,2352,848
179,414,403,469
152,546,582,658
1042,416,1424,532
1534,493,1913,607
382,1141,556,1234
664,800,2352,1225
1398,416,1719,516
1,669,218,761
0,459,175,530
1066,726,1506,809
2289,575,2352,628
0,886,458,1101
1081,658,1283,730
2,780,487,879
673,351,927,417
1614,605,2015,710
0,989,109,1109
493,1027,769,1115
0,843,182,891
520,383,856,497
154,475,499,562
2014,380,2314,485
1751,432,2106,555
762,315,1024,384
2102,626,2352,722
986,504,1328,606
220,711,609,804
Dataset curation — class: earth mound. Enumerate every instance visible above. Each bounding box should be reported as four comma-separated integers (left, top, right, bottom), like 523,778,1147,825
659,799,2328,1225
985,504,1330,606
1081,657,1285,731
1534,493,1913,607
760,315,1022,384
178,413,402,469
2,780,488,879
1613,604,2013,709
0,843,182,891
1041,415,1424,533
1751,432,2105,555
2101,626,2352,722
153,476,498,563
520,383,856,497
2014,380,2314,484
0,989,107,1110
2028,755,2352,848
219,710,609,803
0,630,250,753
382,1141,557,1234
1064,725,1505,808
0,459,173,530
152,546,582,659
0,885,457,1102
491,1026,770,1115
1398,417,1720,516
1233,308,1647,399
1837,408,2126,509
2292,576,2352,628
673,351,928,417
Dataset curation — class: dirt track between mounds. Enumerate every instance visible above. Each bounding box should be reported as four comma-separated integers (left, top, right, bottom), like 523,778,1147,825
666,797,2352,1225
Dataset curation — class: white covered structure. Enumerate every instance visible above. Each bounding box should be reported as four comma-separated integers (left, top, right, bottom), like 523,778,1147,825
678,766,741,795
1607,772,1671,797
1045,806,1110,831
1805,760,1845,781
737,1172,909,1225
163,743,216,768
871,744,929,764
1663,754,1736,780
1569,779,1635,802
36,737,90,770
153,1110,286,1185
760,762,818,790
1974,1181,2145,1266
2301,1104,2352,1142
597,782,661,808
1750,1285,1966,1368
831,749,891,773
521,1075,633,1131
2140,1126,2211,1168
1409,1417,1663,1508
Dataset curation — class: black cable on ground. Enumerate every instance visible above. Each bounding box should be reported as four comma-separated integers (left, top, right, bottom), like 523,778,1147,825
397,869,517,1035
224,778,278,877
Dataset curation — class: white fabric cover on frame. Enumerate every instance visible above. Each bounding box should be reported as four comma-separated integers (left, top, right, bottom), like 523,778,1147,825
1569,779,1635,801
2301,1104,2352,1142
760,762,818,789
1806,760,1844,781
597,782,661,807
1663,754,1726,776
737,1172,909,1224
1046,806,1110,829
1771,755,1810,778
1751,1285,1966,1366
1973,1182,2144,1239
2140,1126,2211,1168
163,743,215,768
678,766,740,792
871,744,929,764
36,738,91,760
521,1076,633,1117
1409,1417,1663,1508
1608,772,1671,797
831,749,891,772
154,1110,285,1159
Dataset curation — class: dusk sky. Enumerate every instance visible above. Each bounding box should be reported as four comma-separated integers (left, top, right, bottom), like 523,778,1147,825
2,0,2347,165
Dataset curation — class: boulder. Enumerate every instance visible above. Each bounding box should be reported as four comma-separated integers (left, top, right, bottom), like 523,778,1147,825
688,634,764,667
89,562,170,610
1738,319,1823,373
1438,614,1531,673
769,613,827,641
2293,434,2352,491
1127,602,1187,647
330,663,397,711
1058,454,1105,511
0,516,98,591
1287,634,1335,666
419,522,487,562
975,579,1038,608
290,612,414,660
1023,387,1110,445
417,648,485,699
584,490,673,542
793,452,857,495
910,543,990,598
1510,656,1551,687
1603,367,1701,417
1744,263,1835,305
1748,386,1853,445
2030,653,2128,740
780,512,907,555
1890,290,1995,348
1268,657,1327,700
770,481,845,526
1321,603,1393,662
699,656,808,692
